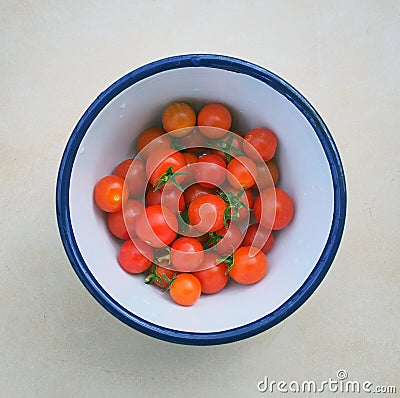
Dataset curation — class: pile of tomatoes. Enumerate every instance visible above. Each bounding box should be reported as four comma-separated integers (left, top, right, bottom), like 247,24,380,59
93,102,294,306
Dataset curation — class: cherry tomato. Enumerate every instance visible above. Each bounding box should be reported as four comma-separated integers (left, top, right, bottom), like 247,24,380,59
169,273,202,306
117,238,154,274
194,153,226,188
171,237,204,272
137,127,171,160
243,224,274,254
162,102,196,137
146,148,187,191
211,223,244,255
183,183,214,205
254,188,294,230
244,127,278,162
193,253,228,294
229,246,268,285
146,187,185,213
135,205,178,248
94,175,127,212
188,193,227,233
267,160,279,185
107,209,129,240
227,156,258,189
113,158,133,179
197,103,232,138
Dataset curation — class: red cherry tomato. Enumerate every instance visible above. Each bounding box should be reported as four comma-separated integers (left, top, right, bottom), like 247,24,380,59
227,156,258,189
137,127,171,160
244,127,278,162
146,148,187,191
267,160,279,185
243,224,274,254
194,153,226,188
198,103,232,138
193,253,228,294
117,238,154,274
169,273,202,306
183,183,214,205
94,175,127,212
229,246,268,285
254,188,294,230
162,102,196,137
146,187,185,213
171,237,204,272
135,205,178,248
188,193,227,233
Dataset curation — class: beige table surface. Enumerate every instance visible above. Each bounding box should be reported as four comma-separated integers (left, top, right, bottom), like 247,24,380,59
1,1,399,397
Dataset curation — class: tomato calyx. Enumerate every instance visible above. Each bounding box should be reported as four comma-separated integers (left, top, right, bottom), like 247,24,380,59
207,131,244,162
153,166,189,192
144,263,170,286
177,208,190,233
216,249,235,274
217,189,250,227
204,231,224,249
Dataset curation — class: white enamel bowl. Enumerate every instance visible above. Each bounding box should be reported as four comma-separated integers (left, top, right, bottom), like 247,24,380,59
56,54,346,345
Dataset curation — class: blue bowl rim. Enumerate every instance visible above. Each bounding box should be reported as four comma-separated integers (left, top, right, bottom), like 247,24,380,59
56,54,346,346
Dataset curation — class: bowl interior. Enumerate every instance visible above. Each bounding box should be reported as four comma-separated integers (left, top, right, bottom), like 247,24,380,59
69,66,334,333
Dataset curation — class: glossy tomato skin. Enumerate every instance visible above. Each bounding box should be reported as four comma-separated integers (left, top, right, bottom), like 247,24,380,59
94,175,127,213
254,188,294,230
244,127,278,162
227,156,258,189
107,210,129,239
146,187,185,213
135,205,178,248
193,253,228,294
194,153,226,188
146,148,187,189
169,273,202,306
183,183,214,205
188,193,227,233
162,102,196,137
171,237,204,272
117,238,154,274
229,246,268,285
197,103,232,138
243,224,274,254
